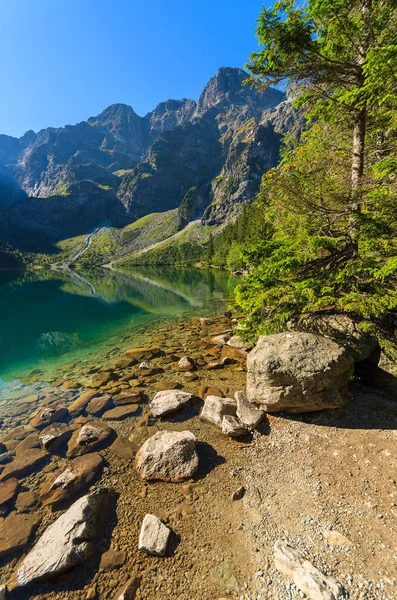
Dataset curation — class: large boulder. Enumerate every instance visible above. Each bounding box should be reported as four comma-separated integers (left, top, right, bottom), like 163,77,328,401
15,490,107,587
247,332,353,413
288,313,380,364
136,430,199,482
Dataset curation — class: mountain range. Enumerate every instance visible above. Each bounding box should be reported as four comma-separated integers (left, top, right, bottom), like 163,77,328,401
0,67,301,264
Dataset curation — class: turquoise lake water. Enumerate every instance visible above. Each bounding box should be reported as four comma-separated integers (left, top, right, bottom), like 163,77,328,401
0,267,238,382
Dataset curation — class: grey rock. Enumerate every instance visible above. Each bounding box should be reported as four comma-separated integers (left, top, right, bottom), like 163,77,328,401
150,390,195,417
39,424,70,452
247,332,353,413
288,312,380,363
177,356,196,371
136,430,198,482
221,415,249,437
226,335,248,350
16,490,106,586
274,540,344,600
235,391,265,429
138,514,170,556
211,334,230,346
200,395,237,428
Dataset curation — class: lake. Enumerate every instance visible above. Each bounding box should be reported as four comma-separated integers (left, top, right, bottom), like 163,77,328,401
0,266,238,383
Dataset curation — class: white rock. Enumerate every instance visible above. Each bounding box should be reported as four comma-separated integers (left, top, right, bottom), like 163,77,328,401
227,335,248,349
136,430,199,482
211,334,230,346
138,514,170,556
150,390,195,417
274,540,345,600
235,391,265,429
222,415,248,437
247,332,353,412
113,577,140,600
177,356,196,371
200,395,237,428
139,361,154,370
16,490,106,586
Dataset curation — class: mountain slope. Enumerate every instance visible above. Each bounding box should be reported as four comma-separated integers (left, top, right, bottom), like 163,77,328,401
0,67,302,264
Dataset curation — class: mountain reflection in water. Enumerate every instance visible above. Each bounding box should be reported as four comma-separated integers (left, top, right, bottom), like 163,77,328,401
0,266,238,380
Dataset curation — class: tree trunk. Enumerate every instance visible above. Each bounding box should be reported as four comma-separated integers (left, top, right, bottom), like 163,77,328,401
351,107,366,191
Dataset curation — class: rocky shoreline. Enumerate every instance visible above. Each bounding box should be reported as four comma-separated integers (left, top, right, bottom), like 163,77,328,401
0,312,395,599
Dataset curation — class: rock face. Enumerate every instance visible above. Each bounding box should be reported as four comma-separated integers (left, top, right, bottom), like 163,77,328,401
150,390,195,417
16,490,106,586
247,333,353,412
136,430,199,482
274,540,344,600
0,67,303,265
138,514,171,556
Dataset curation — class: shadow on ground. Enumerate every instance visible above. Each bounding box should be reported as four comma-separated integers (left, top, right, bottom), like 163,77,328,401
284,368,397,431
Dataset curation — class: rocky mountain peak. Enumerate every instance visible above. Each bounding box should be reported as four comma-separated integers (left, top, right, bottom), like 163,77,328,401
196,66,285,115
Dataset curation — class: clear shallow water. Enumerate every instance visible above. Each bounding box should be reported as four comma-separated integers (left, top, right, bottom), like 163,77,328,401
0,266,238,382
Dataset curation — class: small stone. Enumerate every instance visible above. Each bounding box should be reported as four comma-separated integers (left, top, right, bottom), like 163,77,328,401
138,514,170,556
102,405,139,420
0,449,48,482
15,491,39,513
200,395,237,428
100,549,126,571
232,486,246,501
136,430,199,482
86,394,113,417
68,390,99,418
113,577,140,600
274,540,344,600
39,424,71,452
235,391,265,429
150,390,195,417
227,335,248,349
40,453,103,507
67,422,114,458
0,478,19,509
222,415,249,437
324,530,353,546
113,391,143,405
30,407,68,429
177,356,196,371
0,511,41,557
211,335,230,346
109,437,137,460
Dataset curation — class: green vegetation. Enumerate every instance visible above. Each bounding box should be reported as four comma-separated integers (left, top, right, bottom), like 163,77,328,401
233,0,397,352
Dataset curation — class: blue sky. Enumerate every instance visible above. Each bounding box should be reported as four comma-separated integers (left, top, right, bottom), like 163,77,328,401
0,0,270,138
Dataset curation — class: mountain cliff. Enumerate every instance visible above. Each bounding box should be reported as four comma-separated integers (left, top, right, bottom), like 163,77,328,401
0,67,301,261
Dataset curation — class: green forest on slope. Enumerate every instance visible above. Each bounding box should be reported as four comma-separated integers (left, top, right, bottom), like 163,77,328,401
225,0,397,354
